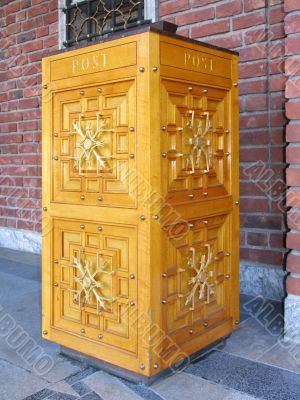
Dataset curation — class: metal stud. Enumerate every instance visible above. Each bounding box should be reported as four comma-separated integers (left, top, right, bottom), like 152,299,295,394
226,252,231,256
80,224,85,229
153,363,159,369
129,153,135,159
161,152,167,158
43,84,48,90
225,274,230,279
129,127,135,132
188,86,193,91
235,201,239,205
97,226,103,232
97,196,103,202
225,129,230,134
130,274,135,280
130,300,135,306
98,334,103,339
80,195,85,200
53,132,58,137
139,67,145,72
188,194,194,199
161,126,167,131
234,83,238,87
80,328,85,334
54,259,59,264
140,215,146,221
203,192,208,197
162,273,167,278
97,88,102,93
225,152,231,156
54,282,59,287
203,89,208,94
43,330,48,335
153,215,159,220
203,220,208,225
53,156,58,161
189,329,193,334
235,320,240,325
80,90,85,96
203,322,208,327
140,364,145,370
43,206,47,211
162,299,167,304
152,66,158,72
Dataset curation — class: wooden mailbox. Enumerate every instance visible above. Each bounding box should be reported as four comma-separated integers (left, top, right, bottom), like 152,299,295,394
42,23,239,381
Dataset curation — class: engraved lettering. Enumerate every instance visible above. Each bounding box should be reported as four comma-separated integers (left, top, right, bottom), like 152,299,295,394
72,59,79,73
184,52,213,72
92,55,99,69
81,57,89,71
71,52,107,74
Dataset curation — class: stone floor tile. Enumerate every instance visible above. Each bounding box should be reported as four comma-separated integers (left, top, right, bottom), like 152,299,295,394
71,382,91,396
46,393,78,400
0,247,41,267
48,381,79,397
64,366,98,385
186,350,300,400
22,389,56,400
221,317,279,361
83,371,143,400
80,392,104,400
120,379,165,400
258,341,300,375
0,359,48,400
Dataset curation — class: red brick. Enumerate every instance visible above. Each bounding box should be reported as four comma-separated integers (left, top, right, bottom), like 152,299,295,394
240,198,269,212
269,6,285,24
22,40,43,53
287,145,300,163
284,0,300,12
270,75,286,92
191,20,230,38
216,0,242,17
287,253,300,273
176,8,214,26
240,147,268,162
287,169,300,186
286,79,300,98
240,248,283,265
285,57,300,77
247,232,268,246
239,79,267,95
286,276,300,295
286,101,300,119
239,61,267,79
233,10,266,30
240,130,269,145
244,0,266,12
239,44,267,62
239,113,268,129
160,0,190,17
286,123,300,142
287,189,300,207
27,3,49,18
43,12,58,26
207,33,242,49
286,36,300,56
285,14,300,35
244,27,267,45
270,233,285,249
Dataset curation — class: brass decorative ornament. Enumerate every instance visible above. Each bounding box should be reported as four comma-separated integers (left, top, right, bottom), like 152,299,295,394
71,113,114,176
69,253,116,313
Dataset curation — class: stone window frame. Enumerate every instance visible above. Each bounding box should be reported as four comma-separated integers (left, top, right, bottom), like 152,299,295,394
58,0,158,49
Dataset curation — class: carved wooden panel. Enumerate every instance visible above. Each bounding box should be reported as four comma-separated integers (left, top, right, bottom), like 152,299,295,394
52,79,137,208
161,79,231,200
161,214,231,345
52,218,138,353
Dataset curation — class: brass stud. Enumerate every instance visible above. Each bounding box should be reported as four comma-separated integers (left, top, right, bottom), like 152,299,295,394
140,215,146,221
53,132,58,137
226,252,231,256
162,299,167,304
43,84,48,90
235,320,240,325
97,88,102,93
43,330,48,335
203,322,208,327
80,195,85,200
189,223,194,228
189,329,193,334
188,86,193,91
53,156,58,161
203,220,208,225
97,196,103,202
98,334,103,339
140,364,145,370
225,274,230,279
97,226,103,232
54,259,59,264
130,274,135,280
80,90,85,96
161,152,167,158
153,363,159,369
152,66,158,72
153,215,159,220
130,300,136,306
225,129,230,134
129,127,135,132
203,192,208,197
235,201,239,205
139,67,145,72
80,328,85,334
162,273,167,278
188,194,194,199
203,89,208,94
54,282,59,287
43,206,47,211
161,126,167,131
129,153,135,159
80,224,85,229
225,152,231,156
234,83,238,87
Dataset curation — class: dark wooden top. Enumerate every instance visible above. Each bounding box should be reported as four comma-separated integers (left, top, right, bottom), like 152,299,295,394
45,21,239,58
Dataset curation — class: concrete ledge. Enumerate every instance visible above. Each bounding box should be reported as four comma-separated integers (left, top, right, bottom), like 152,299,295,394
0,227,41,254
284,294,300,343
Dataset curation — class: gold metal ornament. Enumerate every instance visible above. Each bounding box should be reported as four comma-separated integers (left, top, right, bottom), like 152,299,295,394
69,252,116,313
181,244,217,310
71,113,114,176
185,111,212,174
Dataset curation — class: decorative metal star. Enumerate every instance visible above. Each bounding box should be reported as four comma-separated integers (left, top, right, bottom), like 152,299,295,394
185,111,212,174
69,252,116,313
180,244,216,310
71,113,114,176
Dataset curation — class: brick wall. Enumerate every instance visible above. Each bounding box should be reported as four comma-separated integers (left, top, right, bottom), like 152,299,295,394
160,0,287,272
286,0,300,298
0,0,59,232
